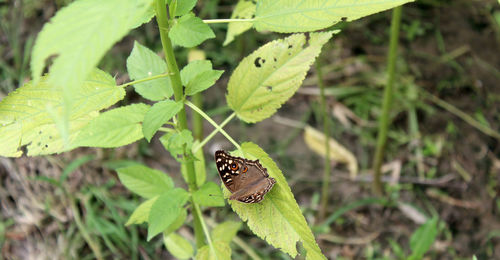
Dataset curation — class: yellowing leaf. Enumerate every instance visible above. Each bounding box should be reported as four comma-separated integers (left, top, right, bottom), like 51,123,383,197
223,0,256,46
304,126,358,178
254,0,413,33
225,142,325,259
227,31,336,123
0,69,124,157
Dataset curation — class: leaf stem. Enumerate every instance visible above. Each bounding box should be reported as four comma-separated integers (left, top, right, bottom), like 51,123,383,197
117,72,172,88
203,18,254,24
185,100,241,152
316,59,331,222
372,6,402,196
155,0,205,248
193,112,237,153
193,203,218,260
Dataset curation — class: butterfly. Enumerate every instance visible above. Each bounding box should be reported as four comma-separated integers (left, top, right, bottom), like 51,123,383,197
215,150,276,203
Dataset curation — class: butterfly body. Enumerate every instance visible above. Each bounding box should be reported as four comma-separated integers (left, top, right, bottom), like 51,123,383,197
215,150,276,203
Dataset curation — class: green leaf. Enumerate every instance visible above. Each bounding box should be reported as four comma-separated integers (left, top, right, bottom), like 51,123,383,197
195,241,231,260
0,69,124,157
223,0,256,46
227,31,335,123
169,0,197,16
126,41,173,101
73,103,149,148
180,60,212,85
31,0,153,91
116,165,174,199
408,216,439,260
192,182,225,207
225,142,325,259
142,100,183,142
211,221,242,244
148,188,189,241
164,233,194,260
163,209,187,236
169,13,215,48
126,196,158,226
159,130,194,161
186,70,223,96
254,0,413,33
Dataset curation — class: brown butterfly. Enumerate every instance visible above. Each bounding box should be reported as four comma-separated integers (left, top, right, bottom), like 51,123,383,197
215,150,276,203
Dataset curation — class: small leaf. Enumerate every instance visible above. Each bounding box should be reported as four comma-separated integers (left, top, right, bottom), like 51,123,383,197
159,130,194,161
227,31,336,123
0,69,124,157
254,0,413,33
164,233,194,259
73,103,149,148
185,70,223,96
143,100,183,142
408,216,439,260
195,241,231,260
303,126,358,178
126,196,158,226
180,60,212,85
170,0,197,17
169,13,215,48
116,165,174,198
225,142,325,259
193,182,225,207
126,41,173,101
148,188,189,241
211,221,241,244
223,0,256,46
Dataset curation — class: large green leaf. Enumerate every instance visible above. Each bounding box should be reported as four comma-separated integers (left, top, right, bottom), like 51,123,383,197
227,31,335,123
148,188,190,241
192,182,225,207
116,165,174,199
254,0,413,33
223,0,256,46
0,69,124,157
126,196,158,226
73,103,150,148
31,0,153,89
126,41,173,101
225,142,325,259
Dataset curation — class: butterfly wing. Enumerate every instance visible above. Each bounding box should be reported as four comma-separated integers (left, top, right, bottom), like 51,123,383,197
229,178,276,203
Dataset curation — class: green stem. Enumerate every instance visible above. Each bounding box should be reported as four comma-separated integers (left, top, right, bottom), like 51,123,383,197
68,194,103,260
372,6,402,196
316,59,331,222
155,0,205,248
185,101,241,152
193,93,204,141
193,203,218,260
203,18,254,24
193,112,236,153
117,72,172,88
422,90,500,140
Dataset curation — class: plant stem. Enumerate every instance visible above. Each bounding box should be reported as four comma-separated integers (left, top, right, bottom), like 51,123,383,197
155,0,205,248
193,203,218,260
316,59,331,222
203,18,254,24
193,93,204,141
372,6,402,196
185,101,241,152
117,72,172,88
422,89,500,140
193,112,236,153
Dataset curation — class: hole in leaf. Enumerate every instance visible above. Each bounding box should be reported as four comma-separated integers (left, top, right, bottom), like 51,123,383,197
266,86,272,91
254,57,265,68
341,17,347,21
